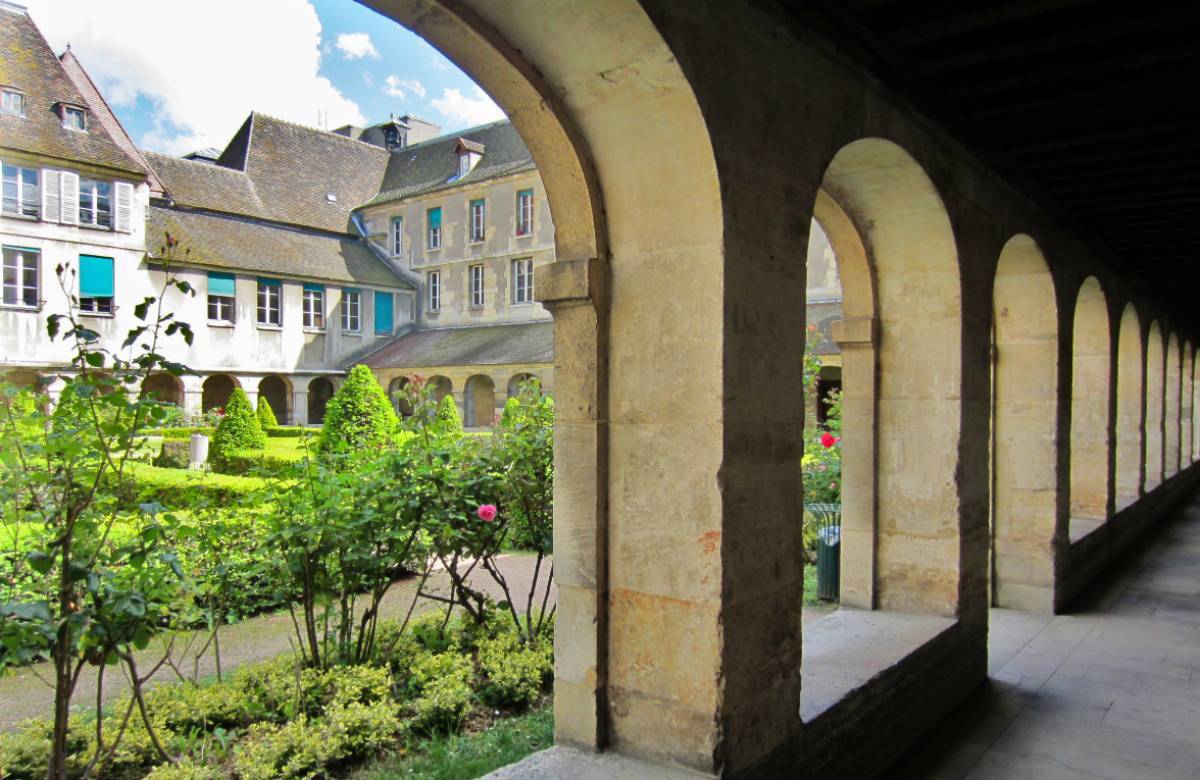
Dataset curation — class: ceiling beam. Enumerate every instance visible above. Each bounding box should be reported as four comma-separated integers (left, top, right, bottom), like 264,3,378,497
885,0,1098,47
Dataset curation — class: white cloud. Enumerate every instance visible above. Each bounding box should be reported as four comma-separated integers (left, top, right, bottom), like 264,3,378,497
25,0,366,154
429,87,504,127
335,32,379,60
382,75,426,100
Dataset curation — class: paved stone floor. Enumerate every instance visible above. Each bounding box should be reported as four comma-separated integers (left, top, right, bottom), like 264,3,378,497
893,494,1200,779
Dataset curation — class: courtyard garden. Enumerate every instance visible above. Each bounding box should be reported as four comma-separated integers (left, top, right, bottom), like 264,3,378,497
0,256,556,779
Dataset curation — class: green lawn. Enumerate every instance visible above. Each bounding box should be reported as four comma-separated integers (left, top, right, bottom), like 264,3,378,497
351,705,553,780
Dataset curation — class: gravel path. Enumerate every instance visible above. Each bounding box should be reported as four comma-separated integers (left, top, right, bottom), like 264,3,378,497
0,553,554,732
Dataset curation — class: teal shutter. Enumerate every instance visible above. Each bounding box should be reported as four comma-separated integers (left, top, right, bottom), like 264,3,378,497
374,290,394,334
429,207,441,229
207,271,235,296
303,282,325,292
257,276,281,286
79,255,114,297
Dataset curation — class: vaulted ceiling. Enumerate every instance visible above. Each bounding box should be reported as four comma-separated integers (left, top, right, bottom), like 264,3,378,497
799,0,1200,331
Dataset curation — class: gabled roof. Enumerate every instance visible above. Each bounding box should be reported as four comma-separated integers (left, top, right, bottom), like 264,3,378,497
210,112,390,233
147,205,411,289
365,120,535,208
359,321,553,369
146,151,265,216
0,6,145,176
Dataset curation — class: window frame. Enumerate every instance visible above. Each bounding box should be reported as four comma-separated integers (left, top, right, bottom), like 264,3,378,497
516,189,534,236
341,288,362,333
207,295,235,324
62,106,86,131
391,216,403,257
427,270,441,312
302,286,326,330
469,263,485,308
1,89,24,116
469,198,486,243
427,207,442,250
512,257,534,305
256,279,282,328
78,254,114,316
1,163,40,219
78,177,113,229
1,245,39,309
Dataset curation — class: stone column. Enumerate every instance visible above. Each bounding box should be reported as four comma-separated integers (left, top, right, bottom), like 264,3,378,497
240,375,263,411
832,316,877,609
181,375,204,417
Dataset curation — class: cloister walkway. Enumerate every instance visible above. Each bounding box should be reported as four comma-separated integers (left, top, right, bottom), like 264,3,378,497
894,492,1200,779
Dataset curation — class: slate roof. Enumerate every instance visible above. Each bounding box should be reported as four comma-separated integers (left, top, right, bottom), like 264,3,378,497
147,206,410,289
366,120,535,207
146,151,266,216
0,6,145,175
360,321,553,369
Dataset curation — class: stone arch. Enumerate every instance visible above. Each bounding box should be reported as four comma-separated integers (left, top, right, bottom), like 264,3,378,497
507,372,538,399
307,377,334,425
259,375,291,425
426,375,453,407
990,235,1059,611
1164,333,1182,478
1144,320,1165,490
201,374,239,412
389,376,412,417
1069,277,1111,525
1114,305,1145,508
810,188,876,608
1183,344,1195,464
141,373,184,407
816,138,962,617
464,374,497,428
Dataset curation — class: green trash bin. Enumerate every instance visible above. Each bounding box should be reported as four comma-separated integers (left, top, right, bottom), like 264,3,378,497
808,503,841,602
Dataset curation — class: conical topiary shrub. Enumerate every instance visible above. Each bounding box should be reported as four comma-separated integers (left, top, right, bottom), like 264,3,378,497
435,393,463,435
319,365,398,452
256,395,279,430
499,396,521,429
211,388,266,463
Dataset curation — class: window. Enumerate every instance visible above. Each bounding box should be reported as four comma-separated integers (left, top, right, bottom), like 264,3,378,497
342,288,361,332
207,271,235,323
2,164,39,218
427,271,441,312
256,278,281,326
516,189,534,236
427,207,442,249
78,255,113,314
63,106,86,131
469,199,485,243
512,258,533,304
78,178,112,228
2,246,38,308
391,216,403,256
470,264,485,308
303,284,325,329
1,90,24,116
374,290,394,335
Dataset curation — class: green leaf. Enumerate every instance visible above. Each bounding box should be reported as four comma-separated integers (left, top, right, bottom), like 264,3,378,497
26,551,53,575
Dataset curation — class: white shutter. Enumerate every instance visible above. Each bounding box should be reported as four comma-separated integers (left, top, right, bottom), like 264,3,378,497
114,181,132,233
59,171,79,225
41,170,60,223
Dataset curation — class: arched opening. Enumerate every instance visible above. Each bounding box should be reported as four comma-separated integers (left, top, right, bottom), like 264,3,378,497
389,376,412,417
507,372,537,399
259,375,291,425
464,374,497,428
141,373,185,407
307,377,334,426
1183,344,1195,465
426,375,453,407
201,374,238,413
990,235,1060,608
1115,305,1144,508
1144,321,1165,490
1164,333,1182,478
1069,277,1111,536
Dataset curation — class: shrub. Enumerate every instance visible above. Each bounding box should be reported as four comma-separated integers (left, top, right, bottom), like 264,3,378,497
435,393,463,435
499,396,522,428
210,448,299,478
477,633,552,709
142,758,222,779
408,651,475,734
257,394,279,430
210,388,266,465
0,719,87,779
323,700,404,758
121,463,271,510
146,679,249,732
266,425,307,438
153,438,190,469
319,366,397,453
232,718,334,780
145,426,215,440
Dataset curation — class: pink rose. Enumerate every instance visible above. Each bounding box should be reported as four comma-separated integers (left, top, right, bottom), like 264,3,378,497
477,504,497,522
820,432,837,449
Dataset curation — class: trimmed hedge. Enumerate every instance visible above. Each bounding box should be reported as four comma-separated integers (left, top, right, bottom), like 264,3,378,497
211,449,299,478
319,366,397,453
121,463,271,509
153,439,190,469
256,395,279,430
266,426,308,438
145,426,215,440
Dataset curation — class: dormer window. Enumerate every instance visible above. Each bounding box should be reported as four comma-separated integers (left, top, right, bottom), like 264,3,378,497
59,104,86,131
1,89,24,116
454,138,485,178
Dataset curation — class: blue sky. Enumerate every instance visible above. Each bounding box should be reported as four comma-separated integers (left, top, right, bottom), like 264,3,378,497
25,0,504,155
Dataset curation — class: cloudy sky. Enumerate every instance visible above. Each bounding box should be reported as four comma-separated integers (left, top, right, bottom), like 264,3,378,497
24,0,506,155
